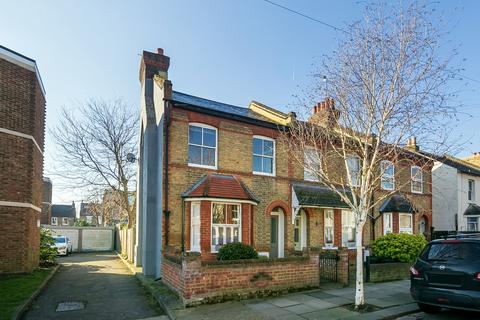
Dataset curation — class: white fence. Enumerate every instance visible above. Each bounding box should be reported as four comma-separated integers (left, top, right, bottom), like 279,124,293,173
115,226,136,263
45,226,115,252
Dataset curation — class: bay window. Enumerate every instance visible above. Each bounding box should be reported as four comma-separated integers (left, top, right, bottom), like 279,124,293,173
253,136,275,176
399,213,413,234
211,203,241,252
383,212,392,235
381,160,395,190
342,210,356,248
188,123,217,169
324,209,334,247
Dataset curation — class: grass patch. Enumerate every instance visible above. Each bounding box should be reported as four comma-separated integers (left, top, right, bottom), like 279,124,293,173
0,268,53,319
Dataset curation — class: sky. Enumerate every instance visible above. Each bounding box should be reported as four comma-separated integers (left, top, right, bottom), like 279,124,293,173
1,0,480,203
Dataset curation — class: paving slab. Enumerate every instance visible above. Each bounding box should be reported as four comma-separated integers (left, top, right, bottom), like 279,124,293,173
302,306,360,319
284,303,318,315
23,253,161,320
269,297,301,308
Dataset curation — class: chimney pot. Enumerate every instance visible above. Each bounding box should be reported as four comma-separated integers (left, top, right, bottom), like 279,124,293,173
157,48,164,55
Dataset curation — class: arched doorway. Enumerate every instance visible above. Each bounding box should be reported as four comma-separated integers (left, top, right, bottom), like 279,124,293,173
294,209,307,251
270,207,285,258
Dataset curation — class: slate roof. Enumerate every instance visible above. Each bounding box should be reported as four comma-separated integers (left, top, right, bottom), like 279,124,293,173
464,203,480,216
171,91,280,128
182,174,258,203
379,194,413,213
437,156,480,177
292,183,350,208
51,204,76,218
79,202,94,217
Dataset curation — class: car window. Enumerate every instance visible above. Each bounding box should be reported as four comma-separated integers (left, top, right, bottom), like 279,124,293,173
424,242,480,261
53,237,66,244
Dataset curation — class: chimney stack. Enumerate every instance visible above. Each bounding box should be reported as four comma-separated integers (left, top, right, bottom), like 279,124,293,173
139,48,172,99
309,97,339,127
406,137,419,152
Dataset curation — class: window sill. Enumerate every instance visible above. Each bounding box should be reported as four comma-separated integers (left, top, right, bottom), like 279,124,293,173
253,171,276,177
411,190,423,194
188,163,217,170
322,246,338,250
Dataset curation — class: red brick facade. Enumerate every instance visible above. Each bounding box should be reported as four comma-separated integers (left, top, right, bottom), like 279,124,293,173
0,47,45,273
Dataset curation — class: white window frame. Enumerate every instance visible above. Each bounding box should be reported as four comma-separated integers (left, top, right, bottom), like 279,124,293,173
383,212,393,235
467,216,479,231
399,213,413,234
381,160,395,190
188,123,218,170
324,209,335,247
51,217,58,226
304,148,320,181
411,166,423,194
346,155,361,187
190,202,201,252
211,202,242,253
341,210,356,248
62,217,68,225
468,179,475,202
252,135,276,176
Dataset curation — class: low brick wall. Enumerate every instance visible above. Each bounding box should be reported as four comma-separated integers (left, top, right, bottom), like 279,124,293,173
369,262,410,282
162,253,320,306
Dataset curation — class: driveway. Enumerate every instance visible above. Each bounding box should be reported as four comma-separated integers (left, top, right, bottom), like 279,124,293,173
23,252,165,320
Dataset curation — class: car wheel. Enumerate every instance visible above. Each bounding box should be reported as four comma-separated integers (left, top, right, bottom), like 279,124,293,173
418,303,441,313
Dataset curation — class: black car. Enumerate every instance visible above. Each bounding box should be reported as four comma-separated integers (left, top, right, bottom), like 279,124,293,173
410,237,480,313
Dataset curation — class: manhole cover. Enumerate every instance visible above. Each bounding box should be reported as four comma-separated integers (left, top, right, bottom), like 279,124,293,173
56,301,85,312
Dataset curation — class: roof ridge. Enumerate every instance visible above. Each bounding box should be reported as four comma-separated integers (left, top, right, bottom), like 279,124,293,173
173,90,248,111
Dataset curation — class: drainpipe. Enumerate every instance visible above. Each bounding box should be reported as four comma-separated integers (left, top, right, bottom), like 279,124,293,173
164,101,171,246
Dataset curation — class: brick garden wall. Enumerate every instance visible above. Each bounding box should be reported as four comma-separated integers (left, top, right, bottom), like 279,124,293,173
162,253,320,306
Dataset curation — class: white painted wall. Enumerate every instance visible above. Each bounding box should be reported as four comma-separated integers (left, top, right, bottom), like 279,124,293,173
432,162,458,230
457,173,480,231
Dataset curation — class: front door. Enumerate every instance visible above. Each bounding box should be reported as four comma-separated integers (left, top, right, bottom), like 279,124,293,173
294,216,301,251
270,215,278,258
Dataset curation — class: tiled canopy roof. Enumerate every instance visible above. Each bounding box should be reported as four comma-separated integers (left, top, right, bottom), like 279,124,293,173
379,194,413,213
464,203,480,216
292,183,351,209
182,174,258,203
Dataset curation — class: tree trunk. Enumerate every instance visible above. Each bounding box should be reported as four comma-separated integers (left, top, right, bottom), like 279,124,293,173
354,220,366,308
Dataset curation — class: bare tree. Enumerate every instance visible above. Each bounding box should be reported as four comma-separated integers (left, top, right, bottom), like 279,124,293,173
282,1,460,308
51,99,138,227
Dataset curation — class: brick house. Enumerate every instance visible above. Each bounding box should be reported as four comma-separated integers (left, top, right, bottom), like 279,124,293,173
0,45,46,273
135,48,433,279
51,203,76,226
40,177,52,225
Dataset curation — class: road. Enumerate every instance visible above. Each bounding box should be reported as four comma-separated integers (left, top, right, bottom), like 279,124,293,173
398,309,480,319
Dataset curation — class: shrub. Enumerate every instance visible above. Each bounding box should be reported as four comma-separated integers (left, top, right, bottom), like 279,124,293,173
371,233,427,263
39,228,57,267
216,243,258,260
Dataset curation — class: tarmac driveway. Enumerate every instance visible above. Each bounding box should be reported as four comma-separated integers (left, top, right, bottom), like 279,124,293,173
23,252,164,320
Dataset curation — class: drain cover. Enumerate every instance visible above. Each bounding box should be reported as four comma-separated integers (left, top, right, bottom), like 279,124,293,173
56,301,85,312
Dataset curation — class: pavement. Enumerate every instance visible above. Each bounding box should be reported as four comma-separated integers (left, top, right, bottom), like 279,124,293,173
396,309,480,319
22,252,167,320
175,280,418,320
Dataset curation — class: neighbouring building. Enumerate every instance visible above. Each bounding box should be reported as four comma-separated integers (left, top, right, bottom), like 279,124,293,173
40,177,52,225
79,202,102,226
136,48,433,285
51,203,76,226
432,155,480,232
0,45,46,273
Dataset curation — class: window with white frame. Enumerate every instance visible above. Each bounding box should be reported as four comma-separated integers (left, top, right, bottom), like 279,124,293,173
62,217,68,225
188,123,217,168
253,136,275,175
381,160,395,190
411,166,423,193
468,179,475,202
467,217,479,231
191,202,201,252
383,212,392,235
211,203,241,252
342,210,356,247
304,148,320,181
346,155,360,187
324,209,334,246
399,213,413,234
51,217,58,226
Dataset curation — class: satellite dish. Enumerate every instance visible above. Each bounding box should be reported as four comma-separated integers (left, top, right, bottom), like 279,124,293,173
126,153,136,163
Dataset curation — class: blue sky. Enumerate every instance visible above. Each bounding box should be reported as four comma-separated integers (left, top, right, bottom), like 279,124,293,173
1,0,479,203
